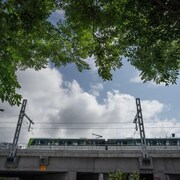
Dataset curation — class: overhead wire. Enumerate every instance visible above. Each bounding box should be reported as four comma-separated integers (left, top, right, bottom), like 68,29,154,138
0,126,180,129
0,121,179,124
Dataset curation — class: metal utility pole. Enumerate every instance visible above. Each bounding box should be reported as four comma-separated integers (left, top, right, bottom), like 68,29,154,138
8,99,34,159
134,98,148,159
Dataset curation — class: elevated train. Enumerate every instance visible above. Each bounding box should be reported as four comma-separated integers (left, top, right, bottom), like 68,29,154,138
27,137,180,150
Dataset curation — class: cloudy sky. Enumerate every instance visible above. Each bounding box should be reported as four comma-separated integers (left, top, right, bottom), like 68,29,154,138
0,58,180,144
0,11,180,145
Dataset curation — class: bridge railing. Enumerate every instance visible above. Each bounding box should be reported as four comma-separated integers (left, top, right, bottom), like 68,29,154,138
21,145,180,151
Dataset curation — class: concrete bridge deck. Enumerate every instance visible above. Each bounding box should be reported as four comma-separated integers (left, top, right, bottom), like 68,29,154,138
0,148,180,180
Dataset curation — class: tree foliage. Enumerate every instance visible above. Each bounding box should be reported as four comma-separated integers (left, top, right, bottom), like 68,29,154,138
0,0,180,105
60,0,179,82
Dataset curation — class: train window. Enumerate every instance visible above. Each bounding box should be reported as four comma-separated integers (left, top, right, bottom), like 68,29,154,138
152,140,157,146
135,139,141,146
123,141,127,145
166,140,170,146
161,140,166,146
177,140,180,146
127,140,135,146
169,139,177,146
79,140,86,145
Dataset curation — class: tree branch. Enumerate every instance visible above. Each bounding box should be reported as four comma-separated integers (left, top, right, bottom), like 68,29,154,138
155,0,179,15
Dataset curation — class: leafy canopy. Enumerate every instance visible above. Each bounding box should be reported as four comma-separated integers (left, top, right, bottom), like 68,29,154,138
0,0,180,105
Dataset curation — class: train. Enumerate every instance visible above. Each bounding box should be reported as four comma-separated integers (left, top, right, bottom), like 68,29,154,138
27,137,180,150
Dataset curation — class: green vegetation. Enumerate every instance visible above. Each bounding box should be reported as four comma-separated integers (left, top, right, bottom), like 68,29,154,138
0,0,179,105
108,171,141,180
0,178,7,180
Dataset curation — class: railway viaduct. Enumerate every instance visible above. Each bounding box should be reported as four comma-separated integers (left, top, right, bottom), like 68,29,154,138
0,148,180,180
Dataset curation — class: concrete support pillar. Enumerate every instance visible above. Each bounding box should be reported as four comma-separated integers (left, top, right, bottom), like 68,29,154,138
99,173,103,180
98,173,109,180
154,171,166,180
67,172,77,180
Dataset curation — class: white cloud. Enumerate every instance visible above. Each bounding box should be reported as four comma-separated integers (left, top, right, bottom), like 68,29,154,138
89,83,103,96
141,100,164,120
0,67,178,145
